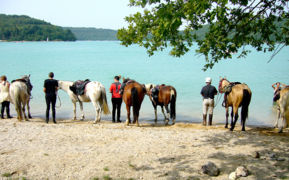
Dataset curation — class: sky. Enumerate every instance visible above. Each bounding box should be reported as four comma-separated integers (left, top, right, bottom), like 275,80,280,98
0,0,142,30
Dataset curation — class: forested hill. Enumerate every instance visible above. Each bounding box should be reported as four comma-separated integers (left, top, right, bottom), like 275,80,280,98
0,14,76,41
66,27,117,41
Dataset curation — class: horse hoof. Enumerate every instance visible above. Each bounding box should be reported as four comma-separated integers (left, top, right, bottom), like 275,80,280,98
229,128,234,131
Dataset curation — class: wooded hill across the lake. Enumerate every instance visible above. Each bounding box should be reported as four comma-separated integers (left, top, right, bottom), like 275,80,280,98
0,14,76,41
0,14,208,41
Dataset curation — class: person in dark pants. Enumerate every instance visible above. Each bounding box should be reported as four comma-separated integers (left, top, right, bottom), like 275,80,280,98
43,72,58,124
109,76,122,123
200,77,217,126
0,75,12,119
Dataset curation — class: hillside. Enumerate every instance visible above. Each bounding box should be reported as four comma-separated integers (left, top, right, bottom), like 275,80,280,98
0,14,76,41
66,27,118,41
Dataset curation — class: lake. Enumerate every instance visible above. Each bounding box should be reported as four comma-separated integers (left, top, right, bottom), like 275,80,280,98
0,41,288,126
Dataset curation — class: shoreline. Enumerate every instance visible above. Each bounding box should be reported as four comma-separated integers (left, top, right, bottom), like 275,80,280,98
0,118,288,179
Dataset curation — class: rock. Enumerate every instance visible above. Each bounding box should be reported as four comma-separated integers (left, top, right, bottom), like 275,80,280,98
252,151,260,158
235,166,249,177
276,157,285,161
269,153,277,160
201,161,220,176
229,171,237,180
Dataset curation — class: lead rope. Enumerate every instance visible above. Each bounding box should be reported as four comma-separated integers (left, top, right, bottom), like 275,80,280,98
56,94,62,108
214,92,223,108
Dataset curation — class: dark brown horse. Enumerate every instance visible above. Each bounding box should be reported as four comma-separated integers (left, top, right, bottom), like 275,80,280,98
219,78,252,131
145,84,177,125
121,78,146,126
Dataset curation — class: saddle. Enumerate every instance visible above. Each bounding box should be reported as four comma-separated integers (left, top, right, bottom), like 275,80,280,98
70,79,90,96
11,78,33,95
119,79,135,95
151,84,165,102
222,82,241,107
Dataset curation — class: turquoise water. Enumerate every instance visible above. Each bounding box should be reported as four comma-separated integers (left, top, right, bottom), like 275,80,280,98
0,41,288,126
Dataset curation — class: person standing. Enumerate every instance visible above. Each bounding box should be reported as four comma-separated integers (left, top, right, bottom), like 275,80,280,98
43,72,58,124
109,76,122,123
0,75,12,119
200,77,218,126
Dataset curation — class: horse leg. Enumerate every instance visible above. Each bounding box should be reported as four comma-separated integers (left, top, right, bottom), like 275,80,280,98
79,101,85,120
154,105,158,124
274,108,280,128
72,101,77,120
22,104,28,121
27,99,32,119
225,107,229,128
92,101,101,123
125,105,131,126
164,105,170,125
230,107,239,131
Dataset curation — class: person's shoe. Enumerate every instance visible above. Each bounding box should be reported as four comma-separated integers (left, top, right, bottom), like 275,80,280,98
117,120,122,123
53,120,57,124
7,115,13,119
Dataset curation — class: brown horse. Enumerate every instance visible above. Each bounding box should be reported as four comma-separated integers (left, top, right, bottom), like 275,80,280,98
121,78,146,126
145,84,177,125
218,78,252,131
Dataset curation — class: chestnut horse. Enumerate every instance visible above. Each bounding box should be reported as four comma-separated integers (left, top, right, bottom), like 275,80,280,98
121,78,146,126
219,78,252,131
145,84,177,125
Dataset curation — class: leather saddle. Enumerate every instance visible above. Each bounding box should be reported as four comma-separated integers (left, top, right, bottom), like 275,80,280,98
70,79,90,95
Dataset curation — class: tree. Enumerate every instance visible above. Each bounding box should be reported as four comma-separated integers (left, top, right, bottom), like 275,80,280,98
117,0,289,70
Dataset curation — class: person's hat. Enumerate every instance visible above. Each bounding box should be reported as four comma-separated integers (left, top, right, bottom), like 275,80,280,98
205,77,212,83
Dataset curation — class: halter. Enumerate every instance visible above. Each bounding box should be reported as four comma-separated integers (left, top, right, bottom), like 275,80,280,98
218,78,228,93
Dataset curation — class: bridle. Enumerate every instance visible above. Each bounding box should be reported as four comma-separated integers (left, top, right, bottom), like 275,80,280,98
218,78,229,93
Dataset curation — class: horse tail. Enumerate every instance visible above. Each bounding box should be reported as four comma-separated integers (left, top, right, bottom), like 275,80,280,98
100,86,110,115
241,89,251,120
131,87,139,116
10,84,22,118
170,88,176,120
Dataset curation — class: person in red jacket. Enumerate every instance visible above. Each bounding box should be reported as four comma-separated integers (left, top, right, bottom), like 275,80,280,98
109,76,122,123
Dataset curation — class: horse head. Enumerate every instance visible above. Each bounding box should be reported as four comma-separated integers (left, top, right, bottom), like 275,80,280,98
22,74,33,92
218,77,230,93
145,84,155,96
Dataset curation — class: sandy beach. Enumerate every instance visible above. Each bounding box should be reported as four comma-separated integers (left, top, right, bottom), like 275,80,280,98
0,118,288,180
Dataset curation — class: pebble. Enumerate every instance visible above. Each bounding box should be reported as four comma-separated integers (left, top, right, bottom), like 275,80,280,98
252,151,260,158
229,171,237,180
201,161,220,176
235,166,249,177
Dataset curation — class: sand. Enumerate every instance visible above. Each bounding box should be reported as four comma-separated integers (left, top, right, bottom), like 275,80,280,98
0,118,288,180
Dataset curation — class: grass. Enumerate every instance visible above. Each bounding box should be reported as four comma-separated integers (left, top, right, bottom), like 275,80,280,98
2,172,12,177
103,167,109,171
103,175,112,180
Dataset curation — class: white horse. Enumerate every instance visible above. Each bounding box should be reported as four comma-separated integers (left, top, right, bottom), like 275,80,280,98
58,80,110,123
275,89,289,133
9,75,32,121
